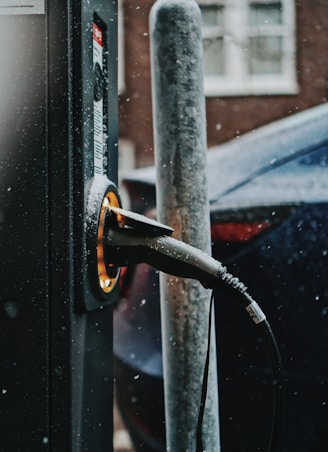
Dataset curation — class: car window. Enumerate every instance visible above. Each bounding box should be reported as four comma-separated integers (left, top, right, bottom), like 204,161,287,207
298,144,328,167
219,144,328,204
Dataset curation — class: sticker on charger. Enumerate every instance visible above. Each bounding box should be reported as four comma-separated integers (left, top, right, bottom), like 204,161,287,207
93,21,105,176
0,0,45,14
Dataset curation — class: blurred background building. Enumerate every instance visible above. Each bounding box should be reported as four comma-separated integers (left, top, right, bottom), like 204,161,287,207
118,0,328,168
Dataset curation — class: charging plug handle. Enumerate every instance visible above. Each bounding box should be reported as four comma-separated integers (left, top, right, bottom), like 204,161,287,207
106,227,255,308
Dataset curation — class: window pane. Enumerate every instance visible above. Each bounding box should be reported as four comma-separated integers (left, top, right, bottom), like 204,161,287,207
249,2,282,26
203,37,225,76
201,5,224,27
200,4,225,77
248,36,282,74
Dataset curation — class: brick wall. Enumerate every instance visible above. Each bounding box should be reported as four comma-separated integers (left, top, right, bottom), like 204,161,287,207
119,0,328,167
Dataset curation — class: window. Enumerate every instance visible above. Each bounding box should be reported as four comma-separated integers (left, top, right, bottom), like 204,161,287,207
198,0,297,96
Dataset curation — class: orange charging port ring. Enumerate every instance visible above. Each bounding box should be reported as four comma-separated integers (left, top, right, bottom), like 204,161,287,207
97,191,121,294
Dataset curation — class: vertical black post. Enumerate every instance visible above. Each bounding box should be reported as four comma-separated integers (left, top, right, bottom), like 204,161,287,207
0,1,119,451
0,5,49,449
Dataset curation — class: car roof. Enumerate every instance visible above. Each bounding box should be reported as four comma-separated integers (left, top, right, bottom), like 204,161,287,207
121,103,328,203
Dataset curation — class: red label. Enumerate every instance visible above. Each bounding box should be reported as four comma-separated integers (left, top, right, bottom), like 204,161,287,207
93,23,103,47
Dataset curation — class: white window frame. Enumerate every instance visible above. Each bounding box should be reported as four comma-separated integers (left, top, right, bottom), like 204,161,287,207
198,0,298,97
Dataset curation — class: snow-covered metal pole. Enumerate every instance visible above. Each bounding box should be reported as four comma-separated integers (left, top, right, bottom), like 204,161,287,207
149,0,221,450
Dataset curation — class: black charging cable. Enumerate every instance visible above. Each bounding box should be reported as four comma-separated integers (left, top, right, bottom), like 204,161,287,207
196,290,282,452
196,289,215,452
104,207,283,452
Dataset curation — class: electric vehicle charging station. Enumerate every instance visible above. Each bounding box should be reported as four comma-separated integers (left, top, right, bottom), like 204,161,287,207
0,1,119,450
0,2,283,450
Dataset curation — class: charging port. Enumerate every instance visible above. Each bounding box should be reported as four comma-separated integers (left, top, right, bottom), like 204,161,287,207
97,191,121,294
83,176,122,310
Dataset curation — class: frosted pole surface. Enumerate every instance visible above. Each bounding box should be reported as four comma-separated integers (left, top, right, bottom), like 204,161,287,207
150,1,221,450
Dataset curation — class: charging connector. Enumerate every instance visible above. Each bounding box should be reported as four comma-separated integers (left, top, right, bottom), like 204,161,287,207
105,206,262,319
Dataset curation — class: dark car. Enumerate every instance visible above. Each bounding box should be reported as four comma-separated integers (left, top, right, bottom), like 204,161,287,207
113,103,328,452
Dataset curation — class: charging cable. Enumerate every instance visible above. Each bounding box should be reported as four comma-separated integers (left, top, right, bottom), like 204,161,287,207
104,206,283,452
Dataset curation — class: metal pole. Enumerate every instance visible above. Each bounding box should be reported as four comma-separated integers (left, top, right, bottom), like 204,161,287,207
149,1,220,450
